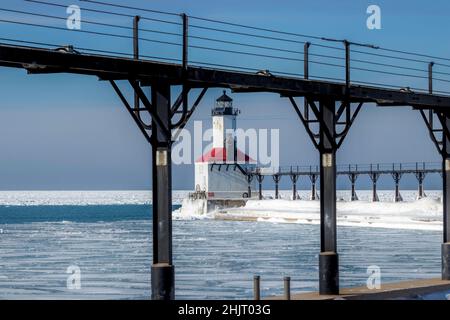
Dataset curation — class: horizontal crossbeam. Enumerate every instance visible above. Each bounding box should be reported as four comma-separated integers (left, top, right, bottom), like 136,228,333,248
1,44,450,109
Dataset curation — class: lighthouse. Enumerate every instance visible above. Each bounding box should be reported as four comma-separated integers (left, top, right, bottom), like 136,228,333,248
195,91,255,199
212,90,238,162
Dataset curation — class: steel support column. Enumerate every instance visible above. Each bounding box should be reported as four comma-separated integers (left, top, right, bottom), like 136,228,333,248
419,109,450,279
442,116,450,279
415,171,426,199
369,172,380,202
318,99,339,295
290,174,299,200
257,174,264,200
349,173,358,201
273,174,281,199
150,83,174,300
392,172,403,202
247,175,253,198
310,174,318,200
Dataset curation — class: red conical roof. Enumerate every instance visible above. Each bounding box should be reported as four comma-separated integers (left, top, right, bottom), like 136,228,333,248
196,147,255,163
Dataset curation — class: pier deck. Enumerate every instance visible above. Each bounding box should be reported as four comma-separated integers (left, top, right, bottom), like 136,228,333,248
269,278,450,300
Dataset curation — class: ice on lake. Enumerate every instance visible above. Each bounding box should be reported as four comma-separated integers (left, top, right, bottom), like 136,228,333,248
0,190,445,299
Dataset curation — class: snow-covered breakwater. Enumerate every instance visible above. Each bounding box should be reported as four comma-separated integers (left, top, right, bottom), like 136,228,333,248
174,190,443,231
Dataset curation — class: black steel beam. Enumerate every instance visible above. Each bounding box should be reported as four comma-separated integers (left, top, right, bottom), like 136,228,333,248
392,172,403,202
349,173,358,201
336,103,363,147
416,171,425,199
150,83,175,300
369,172,380,202
171,87,208,141
309,173,318,200
290,174,299,200
443,115,450,280
318,99,339,295
307,99,337,149
2,44,450,109
288,97,319,149
109,80,151,144
419,110,443,156
273,174,281,199
420,110,450,279
256,174,264,200
129,79,170,140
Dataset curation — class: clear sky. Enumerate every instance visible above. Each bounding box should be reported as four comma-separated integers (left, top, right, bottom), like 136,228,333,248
0,0,449,190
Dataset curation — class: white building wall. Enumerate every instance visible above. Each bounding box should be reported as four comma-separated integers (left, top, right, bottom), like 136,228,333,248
212,116,224,148
207,164,249,198
194,163,208,192
213,115,236,150
225,135,235,163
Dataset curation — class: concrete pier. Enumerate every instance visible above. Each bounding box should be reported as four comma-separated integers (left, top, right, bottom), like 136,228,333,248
269,278,450,300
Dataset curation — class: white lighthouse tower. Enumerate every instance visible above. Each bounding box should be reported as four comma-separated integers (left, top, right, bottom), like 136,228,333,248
212,90,238,162
195,91,255,199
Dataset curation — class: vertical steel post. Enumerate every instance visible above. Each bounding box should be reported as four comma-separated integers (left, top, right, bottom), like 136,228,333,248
133,16,140,114
429,62,434,94
442,115,450,279
247,175,252,198
304,42,310,80
428,63,434,133
318,99,339,295
291,174,298,200
370,164,380,202
133,16,140,59
284,276,291,300
344,40,350,90
182,13,188,72
304,42,310,119
393,172,402,202
350,173,358,201
257,174,264,200
253,275,261,300
371,173,379,202
273,174,280,199
310,174,317,200
151,83,175,300
417,171,425,199
181,13,189,122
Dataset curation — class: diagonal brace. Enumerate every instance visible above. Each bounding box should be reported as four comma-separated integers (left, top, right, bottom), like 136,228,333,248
288,97,319,149
336,102,363,148
170,86,191,116
129,79,170,140
420,109,443,156
172,88,208,140
306,98,337,149
110,80,152,145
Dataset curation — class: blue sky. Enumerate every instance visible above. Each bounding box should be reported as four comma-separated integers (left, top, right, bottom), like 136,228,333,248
0,0,449,190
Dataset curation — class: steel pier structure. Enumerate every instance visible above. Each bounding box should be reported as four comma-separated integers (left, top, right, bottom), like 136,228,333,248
1,3,450,299
247,162,441,202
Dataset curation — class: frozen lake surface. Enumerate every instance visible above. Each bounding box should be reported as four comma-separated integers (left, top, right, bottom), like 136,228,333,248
0,190,445,299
